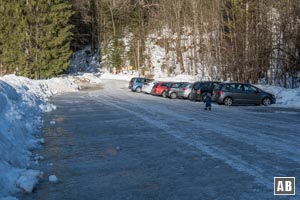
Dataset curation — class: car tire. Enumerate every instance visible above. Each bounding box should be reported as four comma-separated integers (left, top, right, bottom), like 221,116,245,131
262,97,271,106
136,87,142,93
162,91,167,98
188,93,191,100
170,92,177,99
223,97,233,106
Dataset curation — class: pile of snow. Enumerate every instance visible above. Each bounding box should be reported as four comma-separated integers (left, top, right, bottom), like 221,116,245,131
0,74,82,199
16,170,42,193
72,73,102,85
258,85,300,108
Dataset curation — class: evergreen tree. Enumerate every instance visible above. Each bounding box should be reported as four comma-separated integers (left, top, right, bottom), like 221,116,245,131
0,0,74,79
0,1,27,75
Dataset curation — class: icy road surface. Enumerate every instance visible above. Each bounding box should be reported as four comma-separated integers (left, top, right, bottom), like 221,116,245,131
22,80,300,200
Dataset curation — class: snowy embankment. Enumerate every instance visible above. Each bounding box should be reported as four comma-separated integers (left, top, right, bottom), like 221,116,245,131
0,74,98,199
257,85,300,108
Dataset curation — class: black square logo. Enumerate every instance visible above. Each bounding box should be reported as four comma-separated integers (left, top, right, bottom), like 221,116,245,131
274,177,295,195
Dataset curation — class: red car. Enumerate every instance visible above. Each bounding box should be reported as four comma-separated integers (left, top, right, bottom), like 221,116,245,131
151,82,173,97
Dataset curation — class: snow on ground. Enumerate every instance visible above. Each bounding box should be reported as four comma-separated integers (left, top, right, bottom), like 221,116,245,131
0,73,101,199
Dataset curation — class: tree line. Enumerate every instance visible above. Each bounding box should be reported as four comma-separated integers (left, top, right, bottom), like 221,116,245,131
73,0,300,87
1,0,299,87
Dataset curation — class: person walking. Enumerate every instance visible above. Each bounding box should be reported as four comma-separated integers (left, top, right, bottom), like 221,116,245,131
204,93,212,111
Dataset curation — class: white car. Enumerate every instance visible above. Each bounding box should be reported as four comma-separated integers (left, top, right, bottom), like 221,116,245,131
142,81,156,94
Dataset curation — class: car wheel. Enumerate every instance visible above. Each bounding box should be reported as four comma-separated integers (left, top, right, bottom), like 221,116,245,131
223,97,233,106
170,92,177,99
262,97,271,106
162,91,167,97
188,93,191,100
136,87,142,93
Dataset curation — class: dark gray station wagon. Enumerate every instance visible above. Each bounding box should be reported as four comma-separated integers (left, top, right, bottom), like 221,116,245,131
212,83,276,106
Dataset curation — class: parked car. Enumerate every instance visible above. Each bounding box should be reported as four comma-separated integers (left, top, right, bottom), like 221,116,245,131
212,82,276,106
128,77,153,92
177,83,192,99
166,82,190,99
151,82,173,97
142,81,156,94
190,81,220,101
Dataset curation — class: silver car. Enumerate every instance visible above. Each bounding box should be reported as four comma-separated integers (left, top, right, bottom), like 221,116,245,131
177,83,192,99
166,82,189,99
212,82,276,106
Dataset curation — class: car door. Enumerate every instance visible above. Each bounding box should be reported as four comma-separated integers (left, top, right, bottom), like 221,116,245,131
243,84,261,104
227,83,244,103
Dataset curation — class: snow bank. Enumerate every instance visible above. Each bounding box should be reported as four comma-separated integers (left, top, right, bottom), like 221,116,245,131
257,85,300,108
0,74,80,198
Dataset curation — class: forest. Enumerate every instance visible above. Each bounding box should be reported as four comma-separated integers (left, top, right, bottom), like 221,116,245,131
0,0,300,87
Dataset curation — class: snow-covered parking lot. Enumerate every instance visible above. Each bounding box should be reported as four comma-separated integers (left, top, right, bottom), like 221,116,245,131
18,79,300,200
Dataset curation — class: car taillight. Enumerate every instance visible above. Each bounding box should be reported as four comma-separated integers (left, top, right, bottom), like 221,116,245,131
130,82,133,86
181,88,186,91
217,90,223,95
197,89,201,94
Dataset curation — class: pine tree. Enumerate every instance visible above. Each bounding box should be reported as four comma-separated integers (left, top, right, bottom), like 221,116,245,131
0,0,74,79
24,0,74,79
0,1,27,75
36,0,74,78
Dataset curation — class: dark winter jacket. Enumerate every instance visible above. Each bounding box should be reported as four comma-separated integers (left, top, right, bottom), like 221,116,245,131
204,94,212,107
